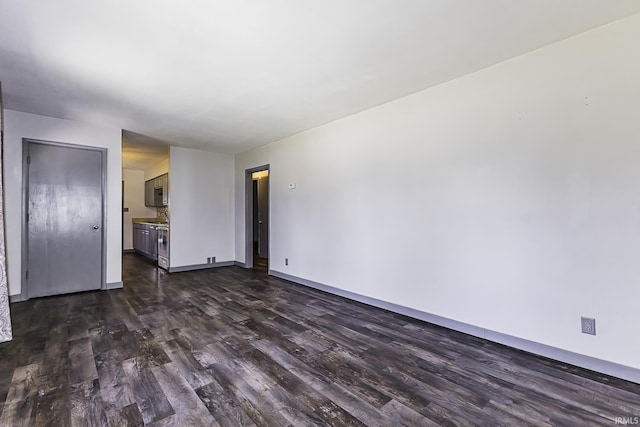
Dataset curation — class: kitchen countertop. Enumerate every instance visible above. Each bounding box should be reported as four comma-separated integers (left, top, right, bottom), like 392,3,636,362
132,218,168,227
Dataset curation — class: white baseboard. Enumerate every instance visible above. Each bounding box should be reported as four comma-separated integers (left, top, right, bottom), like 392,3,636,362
105,281,123,290
168,261,235,273
8,294,24,303
10,281,124,301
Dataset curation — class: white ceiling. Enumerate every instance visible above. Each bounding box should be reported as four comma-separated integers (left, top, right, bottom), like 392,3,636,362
2,1,640,162
121,130,169,170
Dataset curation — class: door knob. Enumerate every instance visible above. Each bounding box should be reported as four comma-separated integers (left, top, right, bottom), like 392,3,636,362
93,225,100,230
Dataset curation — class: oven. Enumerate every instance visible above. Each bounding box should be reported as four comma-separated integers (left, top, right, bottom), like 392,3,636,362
157,225,169,270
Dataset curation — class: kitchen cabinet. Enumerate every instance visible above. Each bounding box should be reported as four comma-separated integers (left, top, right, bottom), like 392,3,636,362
144,181,152,207
145,173,169,207
149,226,158,260
133,222,158,261
133,223,147,257
133,223,140,251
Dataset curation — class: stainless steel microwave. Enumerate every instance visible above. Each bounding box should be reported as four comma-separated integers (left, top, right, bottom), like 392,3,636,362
154,186,167,206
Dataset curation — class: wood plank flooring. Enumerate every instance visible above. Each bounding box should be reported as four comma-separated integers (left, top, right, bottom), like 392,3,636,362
0,253,638,426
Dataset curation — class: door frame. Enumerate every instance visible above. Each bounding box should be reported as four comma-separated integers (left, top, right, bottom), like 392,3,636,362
244,164,269,269
21,138,108,301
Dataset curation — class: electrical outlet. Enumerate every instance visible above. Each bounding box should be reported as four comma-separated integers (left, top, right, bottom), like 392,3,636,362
581,317,596,335
285,258,288,266
207,257,211,263
212,256,216,263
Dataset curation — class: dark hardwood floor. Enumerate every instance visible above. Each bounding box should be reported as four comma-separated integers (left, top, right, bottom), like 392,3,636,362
0,253,638,426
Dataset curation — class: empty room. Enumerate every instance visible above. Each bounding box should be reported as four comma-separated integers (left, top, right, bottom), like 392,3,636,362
0,1,639,425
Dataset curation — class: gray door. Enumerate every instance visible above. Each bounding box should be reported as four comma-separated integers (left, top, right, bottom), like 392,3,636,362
257,176,269,259
25,141,104,298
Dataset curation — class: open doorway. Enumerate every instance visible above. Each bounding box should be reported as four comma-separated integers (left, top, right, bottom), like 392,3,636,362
245,165,269,271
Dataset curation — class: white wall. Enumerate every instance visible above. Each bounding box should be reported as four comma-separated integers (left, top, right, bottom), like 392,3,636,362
170,146,234,268
144,158,169,181
4,110,123,294
122,169,156,250
235,14,640,370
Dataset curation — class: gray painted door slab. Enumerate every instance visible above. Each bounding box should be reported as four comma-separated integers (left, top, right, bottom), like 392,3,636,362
26,142,103,298
257,176,269,259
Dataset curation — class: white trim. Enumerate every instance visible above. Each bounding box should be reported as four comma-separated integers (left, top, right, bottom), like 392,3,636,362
168,261,235,273
9,294,24,303
105,281,123,290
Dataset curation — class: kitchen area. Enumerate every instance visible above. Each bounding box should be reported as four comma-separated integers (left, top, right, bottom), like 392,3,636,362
131,172,170,270
122,134,236,274
122,132,171,272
